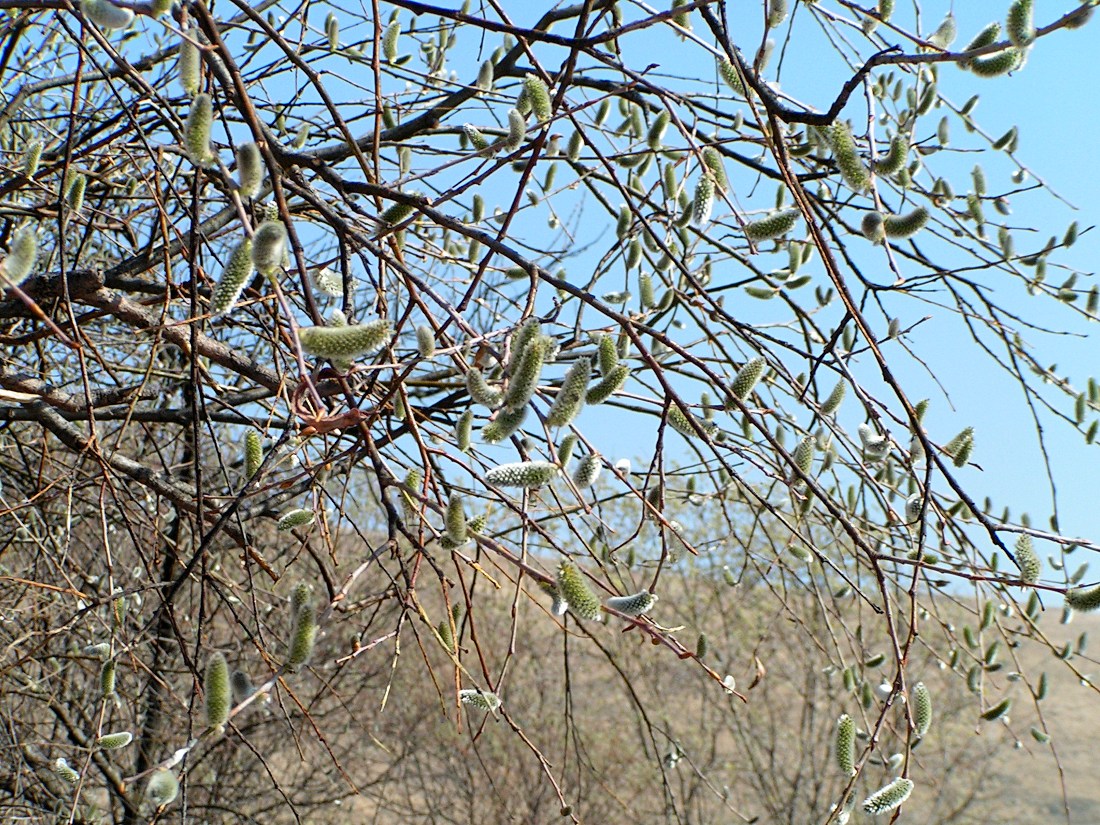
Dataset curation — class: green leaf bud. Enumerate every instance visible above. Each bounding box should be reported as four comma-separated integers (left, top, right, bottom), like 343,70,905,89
277,508,316,531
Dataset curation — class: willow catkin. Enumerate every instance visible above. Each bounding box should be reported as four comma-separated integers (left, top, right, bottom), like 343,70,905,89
96,731,133,749
835,713,855,775
545,357,591,428
744,209,799,241
250,221,287,277
1065,584,1100,613
145,770,179,808
1015,534,1040,584
882,207,929,239
731,357,765,400
556,560,602,620
466,368,504,408
970,48,1025,78
692,176,715,226
476,59,494,91
502,337,546,410
485,461,558,488
382,19,401,62
444,494,466,544
861,211,885,242
523,73,552,121
1006,0,1035,47
862,778,913,815
2,226,37,284
81,0,134,29
299,320,392,360
605,590,657,617
504,108,526,151
481,405,527,443
179,30,201,96
287,591,317,671
825,121,869,192
244,430,263,477
235,142,263,199
459,688,501,712
23,140,43,178
571,453,602,488
912,681,933,736
184,93,215,167
456,409,473,452
54,758,80,785
204,652,230,730
210,238,254,317
873,135,908,176
586,364,629,404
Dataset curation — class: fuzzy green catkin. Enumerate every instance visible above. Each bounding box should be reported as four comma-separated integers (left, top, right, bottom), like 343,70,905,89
467,368,503,408
912,681,932,736
668,404,717,440
731,357,765,400
523,73,552,121
744,209,799,241
692,176,715,226
1007,0,1035,47
179,31,201,96
23,140,43,177
943,426,973,463
463,124,491,152
970,48,1025,78
1065,584,1100,612
204,653,230,730
277,508,316,531
858,423,890,461
572,453,601,487
874,134,908,175
54,758,80,785
476,59,494,91
459,688,501,712
504,108,526,151
981,697,1012,720
484,404,525,442
244,430,263,477
821,380,846,415
100,660,116,696
485,460,558,488
287,594,317,671
717,56,745,95
444,494,467,544
503,337,545,410
235,142,263,199
546,357,591,428
381,198,416,226
882,206,929,239
210,238,254,317
825,121,869,192
2,226,37,284
81,0,134,29
701,147,729,192
1015,534,1040,583
835,714,855,775
766,0,787,28
383,19,401,62
862,778,914,815
791,436,814,477
606,590,657,617
928,13,957,48
97,731,133,749
586,364,629,405
66,174,86,213
251,220,286,277
299,319,392,360
646,110,670,149
145,769,180,808
231,670,254,702
456,409,473,452
556,560,602,620
184,93,215,167
877,0,894,24
959,22,1002,68
414,324,436,358
597,333,619,375
861,211,885,242
556,433,579,466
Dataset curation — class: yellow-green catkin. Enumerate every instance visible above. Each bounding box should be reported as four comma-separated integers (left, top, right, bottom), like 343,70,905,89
96,731,133,749
1065,584,1100,613
731,357,765,400
605,590,657,617
179,29,201,96
835,713,855,775
23,140,43,178
251,220,287,277
204,652,230,730
299,319,392,361
235,142,263,199
66,173,86,213
912,681,932,736
485,460,558,488
744,209,799,241
571,452,601,487
444,494,466,544
481,405,527,443
862,778,914,816
586,364,629,405
210,238,254,317
882,206,929,239
383,19,401,62
2,225,37,284
825,121,869,192
503,337,546,410
145,769,179,809
287,586,317,671
415,324,435,358
523,73,552,121
466,367,504,408
81,0,133,29
1015,534,1040,584
821,380,845,415
244,430,263,477
184,93,215,167
546,356,591,428
100,659,116,696
556,559,602,620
